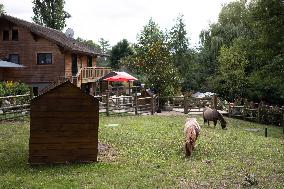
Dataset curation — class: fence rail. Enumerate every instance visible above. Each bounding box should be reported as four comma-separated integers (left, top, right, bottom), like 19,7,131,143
1,92,283,132
0,94,30,121
228,103,284,126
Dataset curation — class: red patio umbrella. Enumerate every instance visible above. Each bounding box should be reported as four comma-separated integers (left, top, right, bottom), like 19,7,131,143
103,72,137,82
101,71,138,95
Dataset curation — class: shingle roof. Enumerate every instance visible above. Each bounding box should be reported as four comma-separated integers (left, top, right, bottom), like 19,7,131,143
1,14,100,56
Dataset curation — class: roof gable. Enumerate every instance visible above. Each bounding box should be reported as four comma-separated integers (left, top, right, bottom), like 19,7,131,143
1,14,99,56
31,81,95,103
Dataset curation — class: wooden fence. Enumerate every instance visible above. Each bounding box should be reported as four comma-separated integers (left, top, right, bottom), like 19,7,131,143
96,92,220,116
95,92,157,116
228,103,284,126
0,94,31,121
158,94,218,114
1,92,283,134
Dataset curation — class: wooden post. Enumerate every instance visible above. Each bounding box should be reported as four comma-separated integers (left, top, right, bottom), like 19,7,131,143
135,91,138,115
257,107,260,123
106,90,109,116
242,105,246,120
213,94,217,109
228,104,231,117
282,112,284,135
150,95,154,115
128,81,131,95
184,92,188,114
265,127,268,137
29,87,33,99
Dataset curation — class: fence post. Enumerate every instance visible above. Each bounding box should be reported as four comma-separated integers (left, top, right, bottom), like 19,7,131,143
106,90,109,116
150,95,154,115
257,106,260,123
135,91,138,115
242,105,246,120
228,104,231,117
29,87,33,99
282,112,284,135
213,94,217,109
184,92,188,114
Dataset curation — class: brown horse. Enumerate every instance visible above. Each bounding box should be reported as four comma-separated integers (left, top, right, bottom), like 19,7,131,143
203,107,226,129
184,118,201,156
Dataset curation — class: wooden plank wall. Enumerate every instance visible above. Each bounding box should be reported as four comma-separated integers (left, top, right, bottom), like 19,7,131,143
29,82,99,164
0,19,65,83
0,18,97,84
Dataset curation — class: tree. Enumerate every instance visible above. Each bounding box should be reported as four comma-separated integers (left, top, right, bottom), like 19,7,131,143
213,38,249,101
76,37,101,52
169,15,189,66
32,0,71,30
96,38,111,67
248,0,284,65
169,15,197,91
98,38,110,55
123,19,180,97
110,39,133,70
0,4,5,14
197,0,284,104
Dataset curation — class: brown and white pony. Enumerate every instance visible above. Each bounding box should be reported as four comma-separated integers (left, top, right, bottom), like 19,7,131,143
203,107,226,129
184,118,201,156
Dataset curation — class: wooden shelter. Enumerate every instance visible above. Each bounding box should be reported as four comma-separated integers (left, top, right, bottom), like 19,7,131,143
29,81,99,164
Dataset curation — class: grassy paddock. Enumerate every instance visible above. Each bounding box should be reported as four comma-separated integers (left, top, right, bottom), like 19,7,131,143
0,115,283,188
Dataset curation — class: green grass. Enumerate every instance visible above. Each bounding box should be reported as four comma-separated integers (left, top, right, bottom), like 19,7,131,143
0,115,283,188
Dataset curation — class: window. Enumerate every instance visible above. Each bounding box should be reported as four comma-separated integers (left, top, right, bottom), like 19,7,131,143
3,30,9,41
87,56,93,67
9,54,20,64
37,53,52,65
12,29,18,41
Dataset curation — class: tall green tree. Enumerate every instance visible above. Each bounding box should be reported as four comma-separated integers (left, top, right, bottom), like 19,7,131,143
169,15,189,67
248,0,284,66
123,19,180,96
98,38,110,55
246,0,284,104
197,1,248,76
169,15,197,91
110,39,133,70
96,38,111,67
32,0,71,30
197,0,284,104
0,4,5,14
213,38,249,101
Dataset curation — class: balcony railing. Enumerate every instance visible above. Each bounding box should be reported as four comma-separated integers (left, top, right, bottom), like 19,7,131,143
73,66,111,87
80,67,112,83
39,67,111,94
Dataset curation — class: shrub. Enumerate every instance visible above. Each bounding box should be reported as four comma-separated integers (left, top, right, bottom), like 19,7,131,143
0,81,30,96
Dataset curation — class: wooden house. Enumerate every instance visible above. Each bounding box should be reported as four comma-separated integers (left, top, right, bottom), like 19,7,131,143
29,81,99,164
0,14,111,95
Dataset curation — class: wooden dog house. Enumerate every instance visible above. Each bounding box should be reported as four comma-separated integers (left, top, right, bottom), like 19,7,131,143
29,81,99,164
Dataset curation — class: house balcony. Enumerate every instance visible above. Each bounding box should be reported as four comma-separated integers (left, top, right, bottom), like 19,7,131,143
80,67,112,83
72,66,111,87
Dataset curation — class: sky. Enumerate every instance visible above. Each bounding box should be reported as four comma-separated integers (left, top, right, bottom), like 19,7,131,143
1,0,234,47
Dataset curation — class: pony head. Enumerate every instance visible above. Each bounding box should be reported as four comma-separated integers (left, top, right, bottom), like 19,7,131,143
185,141,194,156
220,119,227,129
217,111,227,129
